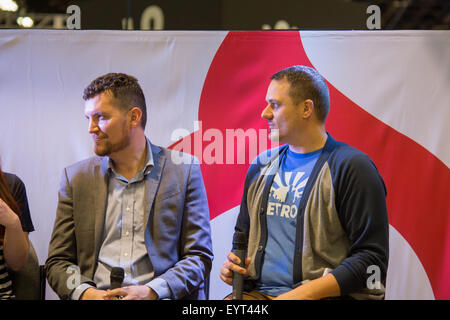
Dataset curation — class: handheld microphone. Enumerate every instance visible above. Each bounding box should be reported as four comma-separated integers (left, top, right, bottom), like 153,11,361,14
110,267,124,290
231,231,247,300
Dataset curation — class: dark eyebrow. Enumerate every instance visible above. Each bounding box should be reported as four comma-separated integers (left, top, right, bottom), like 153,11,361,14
85,112,106,119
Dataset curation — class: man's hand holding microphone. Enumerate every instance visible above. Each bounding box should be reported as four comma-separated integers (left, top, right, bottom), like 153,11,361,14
219,232,251,300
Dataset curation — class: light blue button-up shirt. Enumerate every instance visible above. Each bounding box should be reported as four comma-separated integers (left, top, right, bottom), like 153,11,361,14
71,138,171,300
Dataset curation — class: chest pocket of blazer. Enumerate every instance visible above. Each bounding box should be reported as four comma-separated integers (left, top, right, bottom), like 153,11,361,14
156,185,181,201
154,185,183,218
152,185,184,243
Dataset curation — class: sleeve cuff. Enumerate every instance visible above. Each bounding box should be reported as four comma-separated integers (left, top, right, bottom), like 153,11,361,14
71,282,96,300
330,265,362,296
146,278,172,300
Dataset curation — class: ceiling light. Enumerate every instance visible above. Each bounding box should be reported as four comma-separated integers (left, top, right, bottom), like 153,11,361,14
17,16,34,28
0,0,19,12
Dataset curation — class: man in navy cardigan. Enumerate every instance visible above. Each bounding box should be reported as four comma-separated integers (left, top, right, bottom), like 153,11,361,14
220,65,389,300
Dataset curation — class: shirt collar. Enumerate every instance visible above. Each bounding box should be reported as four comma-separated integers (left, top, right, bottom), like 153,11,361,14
107,136,154,177
143,137,154,175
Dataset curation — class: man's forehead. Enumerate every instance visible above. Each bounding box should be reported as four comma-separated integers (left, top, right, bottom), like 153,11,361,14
84,95,100,113
266,78,290,100
84,95,111,115
84,92,116,114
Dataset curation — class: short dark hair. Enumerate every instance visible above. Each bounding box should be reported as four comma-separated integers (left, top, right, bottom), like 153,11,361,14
271,65,330,122
83,73,147,129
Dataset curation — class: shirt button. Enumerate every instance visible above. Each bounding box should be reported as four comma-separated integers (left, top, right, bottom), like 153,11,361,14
126,207,130,211
124,253,129,257
125,231,130,236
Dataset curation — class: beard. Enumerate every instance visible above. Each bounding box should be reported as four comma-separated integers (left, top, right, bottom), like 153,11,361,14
93,138,129,156
93,125,131,157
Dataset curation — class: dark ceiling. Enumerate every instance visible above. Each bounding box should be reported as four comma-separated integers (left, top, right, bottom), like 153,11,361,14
18,0,450,29
355,0,450,29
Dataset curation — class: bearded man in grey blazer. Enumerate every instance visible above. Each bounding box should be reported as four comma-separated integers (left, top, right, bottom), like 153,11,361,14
45,73,213,300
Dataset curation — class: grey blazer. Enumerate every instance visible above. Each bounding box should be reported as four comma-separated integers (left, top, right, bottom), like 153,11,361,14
45,144,213,300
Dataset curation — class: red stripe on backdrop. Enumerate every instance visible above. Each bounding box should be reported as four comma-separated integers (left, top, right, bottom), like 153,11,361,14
327,79,450,299
171,31,304,218
169,31,450,299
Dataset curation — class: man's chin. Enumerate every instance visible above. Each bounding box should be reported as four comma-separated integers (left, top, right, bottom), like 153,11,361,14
93,146,110,157
268,130,280,143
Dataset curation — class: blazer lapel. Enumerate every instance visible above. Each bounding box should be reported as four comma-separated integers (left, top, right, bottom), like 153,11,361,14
93,157,109,264
143,144,166,231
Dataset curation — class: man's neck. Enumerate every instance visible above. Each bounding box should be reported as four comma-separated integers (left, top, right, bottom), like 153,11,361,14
289,127,327,154
110,134,147,181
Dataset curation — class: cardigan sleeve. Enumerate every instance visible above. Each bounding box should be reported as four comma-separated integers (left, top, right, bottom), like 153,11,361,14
330,151,389,295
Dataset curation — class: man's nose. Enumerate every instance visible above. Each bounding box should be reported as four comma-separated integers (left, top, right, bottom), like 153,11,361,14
261,104,273,120
88,118,99,134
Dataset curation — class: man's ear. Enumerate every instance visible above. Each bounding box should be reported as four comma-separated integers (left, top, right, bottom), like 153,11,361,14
302,99,314,119
129,107,142,128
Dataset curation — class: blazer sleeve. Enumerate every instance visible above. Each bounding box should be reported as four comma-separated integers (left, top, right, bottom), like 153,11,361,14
45,168,95,300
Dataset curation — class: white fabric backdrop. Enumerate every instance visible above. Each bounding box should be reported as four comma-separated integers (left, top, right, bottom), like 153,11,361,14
0,30,448,300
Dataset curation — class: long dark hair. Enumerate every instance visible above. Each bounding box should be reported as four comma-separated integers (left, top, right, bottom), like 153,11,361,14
0,165,21,244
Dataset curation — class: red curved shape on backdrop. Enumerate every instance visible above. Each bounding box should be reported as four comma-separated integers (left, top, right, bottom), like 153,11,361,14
169,31,450,299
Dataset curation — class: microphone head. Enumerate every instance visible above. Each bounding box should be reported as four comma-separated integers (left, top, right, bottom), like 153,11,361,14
232,231,247,250
110,267,124,282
